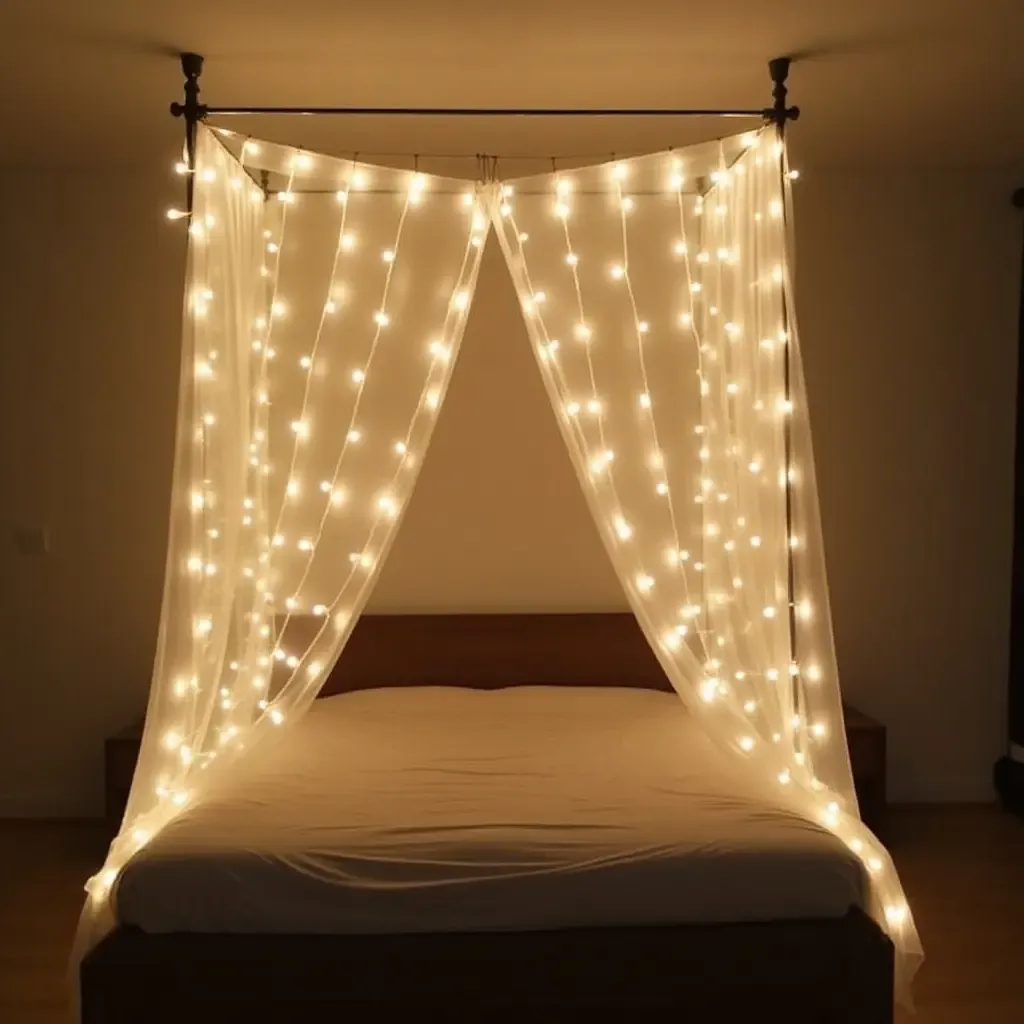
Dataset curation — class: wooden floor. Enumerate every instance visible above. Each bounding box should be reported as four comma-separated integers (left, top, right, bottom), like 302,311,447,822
0,806,1021,1023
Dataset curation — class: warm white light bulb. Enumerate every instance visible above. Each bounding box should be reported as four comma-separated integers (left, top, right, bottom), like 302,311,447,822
351,368,366,385
738,736,755,752
374,310,390,327
565,252,578,267
429,340,450,362
347,429,362,443
612,515,632,540
635,574,655,594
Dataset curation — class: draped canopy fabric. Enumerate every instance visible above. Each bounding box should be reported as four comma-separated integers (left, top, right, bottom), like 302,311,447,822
74,123,922,1003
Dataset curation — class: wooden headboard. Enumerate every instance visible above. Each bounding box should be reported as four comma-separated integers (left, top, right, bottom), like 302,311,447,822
314,612,673,697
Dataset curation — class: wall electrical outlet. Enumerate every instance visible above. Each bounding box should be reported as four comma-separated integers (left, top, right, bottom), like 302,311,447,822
13,525,50,556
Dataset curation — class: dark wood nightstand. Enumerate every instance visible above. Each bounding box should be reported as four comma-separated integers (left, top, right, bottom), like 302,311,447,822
104,719,144,835
843,705,887,837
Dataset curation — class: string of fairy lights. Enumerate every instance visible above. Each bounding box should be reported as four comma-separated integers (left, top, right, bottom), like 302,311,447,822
487,133,909,934
88,124,909,942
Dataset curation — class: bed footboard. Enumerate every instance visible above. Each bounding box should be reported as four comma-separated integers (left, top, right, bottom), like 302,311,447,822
81,907,892,1023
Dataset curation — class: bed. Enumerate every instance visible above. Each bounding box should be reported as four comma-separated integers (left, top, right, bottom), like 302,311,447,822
81,613,894,1023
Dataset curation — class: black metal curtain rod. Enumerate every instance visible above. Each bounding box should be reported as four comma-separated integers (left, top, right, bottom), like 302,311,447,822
170,53,799,212
203,105,771,119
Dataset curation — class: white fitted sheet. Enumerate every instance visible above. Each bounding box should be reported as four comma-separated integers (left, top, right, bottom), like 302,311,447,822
116,686,867,934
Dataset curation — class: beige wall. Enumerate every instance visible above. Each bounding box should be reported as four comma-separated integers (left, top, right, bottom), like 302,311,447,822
0,166,1019,814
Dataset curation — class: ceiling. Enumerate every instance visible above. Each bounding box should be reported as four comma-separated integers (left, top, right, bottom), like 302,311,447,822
3,0,1023,173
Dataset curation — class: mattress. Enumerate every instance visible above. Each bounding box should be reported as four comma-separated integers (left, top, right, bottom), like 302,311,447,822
115,686,868,935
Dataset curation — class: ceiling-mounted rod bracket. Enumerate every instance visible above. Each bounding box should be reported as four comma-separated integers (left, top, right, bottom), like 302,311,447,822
169,52,209,213
764,56,800,126
169,52,209,123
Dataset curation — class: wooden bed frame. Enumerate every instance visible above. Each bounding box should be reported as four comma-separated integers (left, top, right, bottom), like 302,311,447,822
81,612,894,1023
